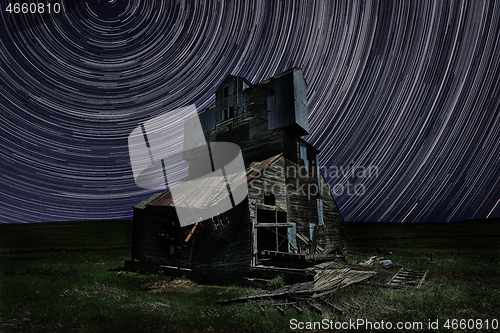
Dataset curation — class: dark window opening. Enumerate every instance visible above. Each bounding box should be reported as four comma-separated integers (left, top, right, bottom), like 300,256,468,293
269,88,275,96
277,211,287,223
257,227,288,252
223,107,234,120
309,158,316,177
264,193,275,206
257,208,275,223
257,207,287,224
223,86,230,97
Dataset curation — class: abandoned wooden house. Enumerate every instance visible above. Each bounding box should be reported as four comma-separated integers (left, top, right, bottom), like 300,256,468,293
128,68,346,276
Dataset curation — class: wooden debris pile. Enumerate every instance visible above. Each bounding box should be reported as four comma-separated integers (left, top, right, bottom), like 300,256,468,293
311,268,376,298
219,268,376,305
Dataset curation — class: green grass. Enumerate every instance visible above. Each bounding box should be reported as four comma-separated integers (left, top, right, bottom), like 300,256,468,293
1,219,499,332
0,220,133,251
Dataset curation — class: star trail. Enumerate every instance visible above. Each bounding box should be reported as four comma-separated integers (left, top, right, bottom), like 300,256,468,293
1,0,499,223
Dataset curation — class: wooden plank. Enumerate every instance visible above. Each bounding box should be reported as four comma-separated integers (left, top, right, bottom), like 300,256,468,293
274,302,296,307
318,297,343,313
416,270,428,290
307,301,322,314
254,223,295,228
312,269,376,298
387,267,404,285
296,232,310,246
341,301,359,311
305,253,338,260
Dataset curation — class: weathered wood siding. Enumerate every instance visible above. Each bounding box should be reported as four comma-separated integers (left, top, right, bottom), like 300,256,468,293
132,206,189,265
131,68,347,270
317,172,347,254
247,157,288,264
195,198,251,270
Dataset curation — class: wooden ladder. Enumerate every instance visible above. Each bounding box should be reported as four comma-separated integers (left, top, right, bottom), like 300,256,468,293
387,268,428,289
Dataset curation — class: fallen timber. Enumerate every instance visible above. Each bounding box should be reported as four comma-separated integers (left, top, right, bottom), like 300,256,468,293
218,268,376,304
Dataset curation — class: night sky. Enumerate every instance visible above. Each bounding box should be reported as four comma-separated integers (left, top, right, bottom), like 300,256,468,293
1,1,499,224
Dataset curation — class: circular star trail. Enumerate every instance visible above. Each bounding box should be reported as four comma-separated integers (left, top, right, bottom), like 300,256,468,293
1,0,499,223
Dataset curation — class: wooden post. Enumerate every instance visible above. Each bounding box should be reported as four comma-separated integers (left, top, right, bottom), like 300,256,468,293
276,227,279,251
184,223,198,242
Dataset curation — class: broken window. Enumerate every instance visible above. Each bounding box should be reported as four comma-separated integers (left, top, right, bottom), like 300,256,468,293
210,214,229,230
223,86,230,97
255,207,297,256
257,208,275,222
257,226,289,252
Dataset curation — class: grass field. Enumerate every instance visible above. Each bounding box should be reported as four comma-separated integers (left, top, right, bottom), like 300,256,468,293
0,219,499,332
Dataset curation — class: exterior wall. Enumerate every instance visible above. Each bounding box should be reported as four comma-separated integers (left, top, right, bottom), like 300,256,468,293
132,206,189,265
208,81,285,166
131,208,146,261
193,198,251,270
284,152,320,253
199,68,308,166
247,154,346,265
317,172,347,254
247,157,288,265
286,140,347,255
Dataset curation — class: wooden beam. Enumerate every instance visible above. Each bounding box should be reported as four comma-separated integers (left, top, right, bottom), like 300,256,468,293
254,223,295,228
318,297,343,313
416,270,428,290
292,304,303,313
307,301,322,314
184,223,198,242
